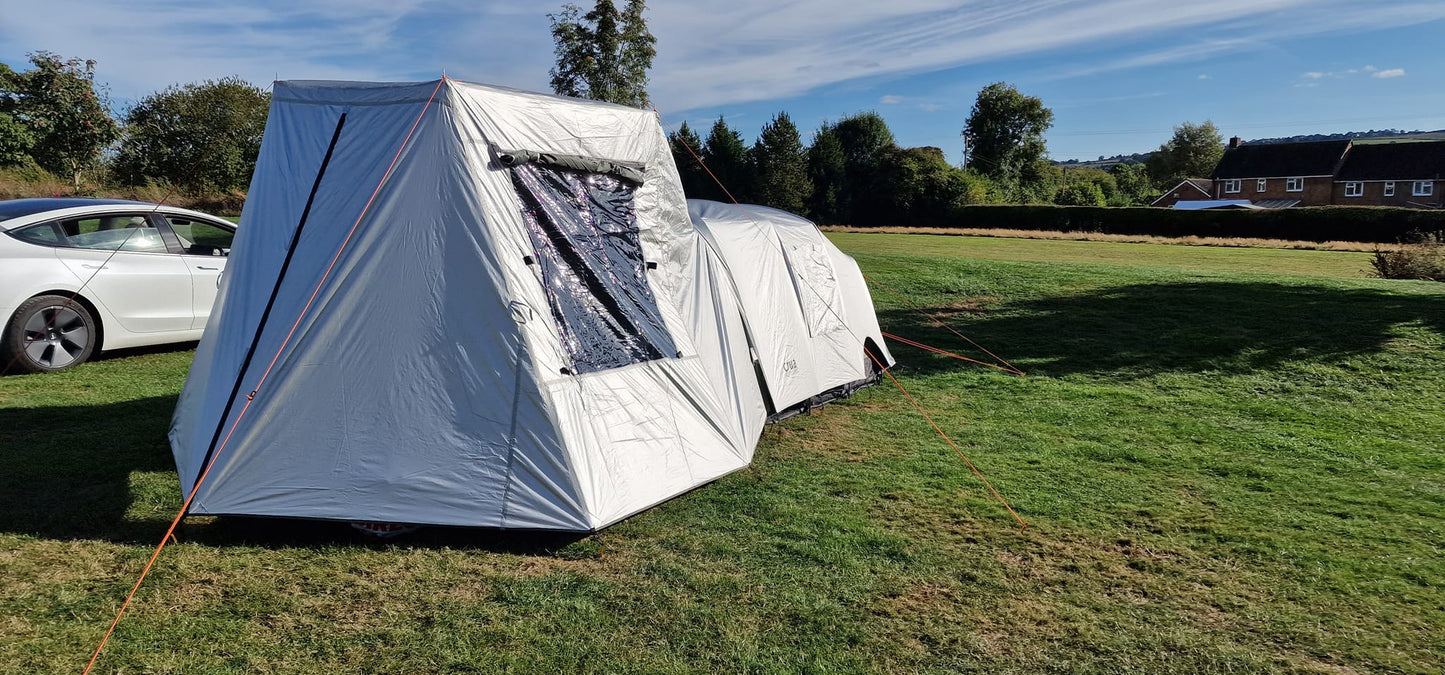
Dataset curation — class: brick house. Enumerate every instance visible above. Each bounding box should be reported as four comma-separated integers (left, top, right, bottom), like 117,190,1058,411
1210,138,1351,206
1332,142,1444,208
1149,178,1213,207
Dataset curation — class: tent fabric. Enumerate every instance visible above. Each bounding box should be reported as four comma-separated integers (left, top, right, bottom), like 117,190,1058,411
170,79,890,532
687,200,893,414
496,148,647,185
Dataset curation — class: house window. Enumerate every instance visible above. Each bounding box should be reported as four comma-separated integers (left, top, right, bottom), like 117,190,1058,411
1224,179,1241,194
1286,177,1304,192
1344,182,1363,197
1257,179,1267,192
1413,181,1434,197
1384,182,1396,197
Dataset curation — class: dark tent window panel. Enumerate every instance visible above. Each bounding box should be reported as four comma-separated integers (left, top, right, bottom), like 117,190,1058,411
510,163,678,374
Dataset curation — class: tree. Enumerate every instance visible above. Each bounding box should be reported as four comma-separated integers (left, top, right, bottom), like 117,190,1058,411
806,125,846,223
0,111,32,167
699,116,751,202
0,52,118,187
1057,167,1118,205
963,82,1053,199
0,62,32,167
1145,120,1224,187
1109,162,1157,205
831,112,897,225
668,121,709,197
549,0,656,107
832,111,895,170
1054,182,1106,206
751,112,811,213
874,146,986,227
113,77,269,192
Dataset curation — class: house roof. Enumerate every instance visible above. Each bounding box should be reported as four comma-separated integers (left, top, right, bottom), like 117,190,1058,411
1148,178,1213,206
1253,198,1302,209
1172,199,1254,210
1172,198,1300,211
1212,140,1351,179
1335,141,1445,181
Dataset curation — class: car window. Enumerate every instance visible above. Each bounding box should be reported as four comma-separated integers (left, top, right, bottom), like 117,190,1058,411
9,222,65,246
165,216,234,256
56,215,170,253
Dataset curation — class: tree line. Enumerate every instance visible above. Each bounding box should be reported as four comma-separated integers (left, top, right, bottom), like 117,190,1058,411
546,1,1229,224
662,98,1226,227
3,0,1229,226
0,52,269,195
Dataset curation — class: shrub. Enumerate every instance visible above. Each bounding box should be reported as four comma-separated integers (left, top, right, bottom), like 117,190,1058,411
1055,182,1105,206
1370,230,1445,281
0,161,67,199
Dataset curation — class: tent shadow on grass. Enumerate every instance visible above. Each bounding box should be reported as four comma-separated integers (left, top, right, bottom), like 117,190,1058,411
877,280,1445,379
181,516,590,554
0,394,588,554
0,395,178,544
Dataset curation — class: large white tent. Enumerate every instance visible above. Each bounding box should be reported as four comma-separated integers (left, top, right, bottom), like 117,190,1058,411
170,79,891,532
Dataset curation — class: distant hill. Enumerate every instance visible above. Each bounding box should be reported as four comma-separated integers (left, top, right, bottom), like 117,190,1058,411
1054,152,1150,170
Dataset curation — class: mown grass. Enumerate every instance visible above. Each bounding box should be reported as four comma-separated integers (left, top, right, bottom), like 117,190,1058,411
2,235,1442,673
821,225,1400,253
827,231,1377,278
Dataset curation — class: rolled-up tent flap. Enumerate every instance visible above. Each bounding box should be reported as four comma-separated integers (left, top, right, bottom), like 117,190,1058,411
496,147,647,185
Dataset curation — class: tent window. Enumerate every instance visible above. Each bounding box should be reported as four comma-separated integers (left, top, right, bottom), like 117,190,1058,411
510,163,678,374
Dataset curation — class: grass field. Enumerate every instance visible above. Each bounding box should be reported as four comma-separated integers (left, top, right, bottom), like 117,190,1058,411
2,234,1442,673
822,225,1399,253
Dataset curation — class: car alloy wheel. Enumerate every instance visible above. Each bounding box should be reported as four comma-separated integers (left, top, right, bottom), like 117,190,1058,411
2,295,99,374
25,305,90,368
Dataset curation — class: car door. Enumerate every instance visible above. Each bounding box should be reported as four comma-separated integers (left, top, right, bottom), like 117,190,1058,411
51,212,195,333
158,214,235,328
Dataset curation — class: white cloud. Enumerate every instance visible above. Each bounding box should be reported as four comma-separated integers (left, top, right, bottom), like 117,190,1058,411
1297,64,1405,84
1197,74,1211,79
0,0,1441,113
879,95,904,104
920,103,944,112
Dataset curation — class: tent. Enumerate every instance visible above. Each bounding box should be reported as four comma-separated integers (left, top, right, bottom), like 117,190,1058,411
169,78,892,532
687,200,892,419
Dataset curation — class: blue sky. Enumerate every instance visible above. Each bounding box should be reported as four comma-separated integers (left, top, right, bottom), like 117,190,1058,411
1,0,1442,162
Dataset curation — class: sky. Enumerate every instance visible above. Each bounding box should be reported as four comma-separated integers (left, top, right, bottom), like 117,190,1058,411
1,0,1443,163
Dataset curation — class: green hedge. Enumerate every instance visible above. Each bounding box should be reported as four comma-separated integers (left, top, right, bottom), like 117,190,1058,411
891,205,1445,243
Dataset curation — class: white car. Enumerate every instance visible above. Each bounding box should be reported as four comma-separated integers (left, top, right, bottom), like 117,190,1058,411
0,198,237,373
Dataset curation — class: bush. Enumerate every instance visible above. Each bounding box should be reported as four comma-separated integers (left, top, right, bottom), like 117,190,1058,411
880,204,1445,244
1371,231,1445,281
0,161,67,199
1055,182,1105,206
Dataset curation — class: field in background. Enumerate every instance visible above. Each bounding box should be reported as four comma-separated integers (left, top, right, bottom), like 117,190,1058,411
2,235,1442,673
828,231,1378,278
822,225,1400,253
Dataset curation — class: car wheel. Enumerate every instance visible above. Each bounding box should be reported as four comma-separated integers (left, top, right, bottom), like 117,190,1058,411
1,295,99,374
